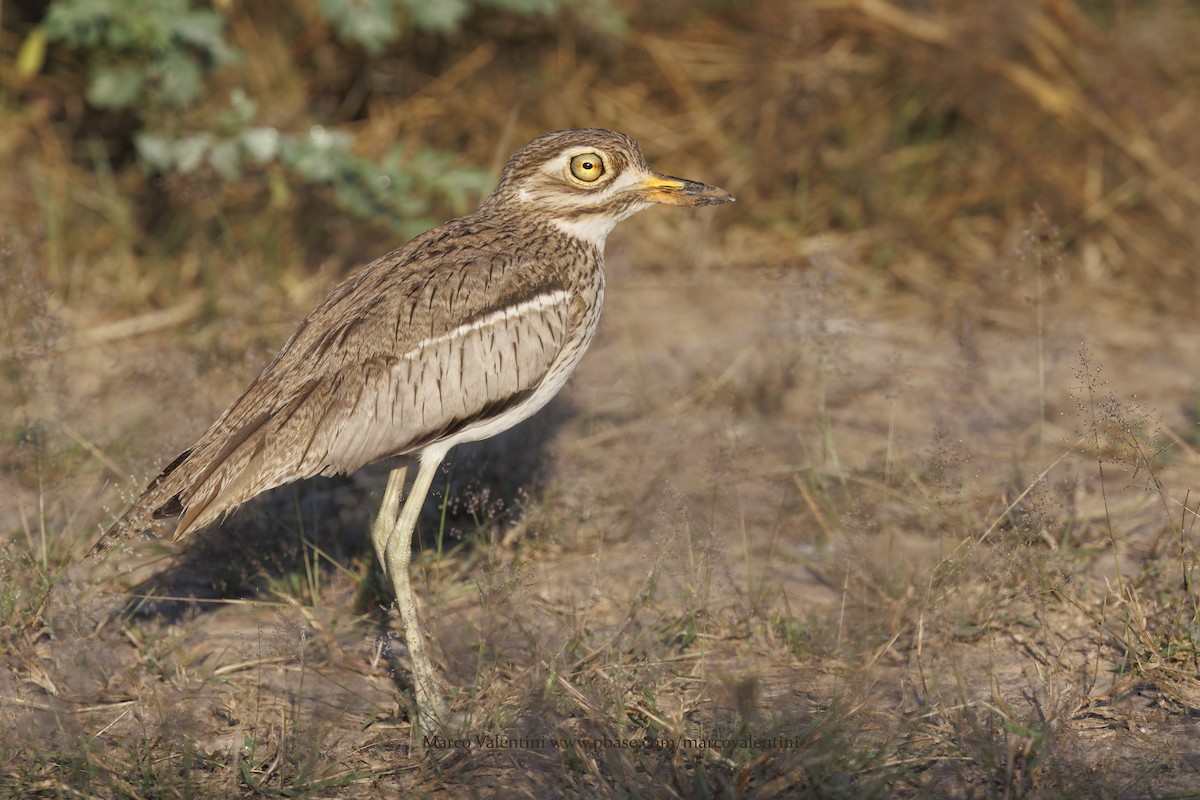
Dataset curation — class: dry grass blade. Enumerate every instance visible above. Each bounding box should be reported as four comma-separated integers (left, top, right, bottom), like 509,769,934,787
65,296,204,351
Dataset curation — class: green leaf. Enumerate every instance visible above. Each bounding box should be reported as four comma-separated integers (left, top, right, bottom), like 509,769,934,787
155,51,203,106
43,0,117,50
402,0,471,32
240,127,281,163
318,0,399,55
172,10,239,63
482,0,559,15
208,138,242,179
86,63,145,108
134,132,174,171
222,88,258,128
174,133,212,172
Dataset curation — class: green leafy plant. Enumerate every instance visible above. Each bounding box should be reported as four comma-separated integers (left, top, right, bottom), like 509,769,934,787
43,0,237,109
319,0,625,53
133,89,491,237
32,0,623,233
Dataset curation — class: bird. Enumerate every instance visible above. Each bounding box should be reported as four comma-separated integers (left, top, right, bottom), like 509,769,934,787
88,128,734,732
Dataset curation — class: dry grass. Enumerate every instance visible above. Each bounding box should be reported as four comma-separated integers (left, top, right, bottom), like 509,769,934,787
4,0,1200,797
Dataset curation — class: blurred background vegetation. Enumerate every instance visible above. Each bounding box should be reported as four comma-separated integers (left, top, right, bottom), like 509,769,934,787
4,0,1198,317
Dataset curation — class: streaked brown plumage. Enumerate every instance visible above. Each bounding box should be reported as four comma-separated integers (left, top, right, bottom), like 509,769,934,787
89,128,734,729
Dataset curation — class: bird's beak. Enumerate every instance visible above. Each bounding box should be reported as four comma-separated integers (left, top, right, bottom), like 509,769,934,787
637,172,735,207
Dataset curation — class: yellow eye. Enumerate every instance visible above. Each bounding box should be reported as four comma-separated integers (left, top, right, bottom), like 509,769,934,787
569,153,605,182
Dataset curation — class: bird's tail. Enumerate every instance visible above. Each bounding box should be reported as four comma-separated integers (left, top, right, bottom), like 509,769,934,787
86,449,191,558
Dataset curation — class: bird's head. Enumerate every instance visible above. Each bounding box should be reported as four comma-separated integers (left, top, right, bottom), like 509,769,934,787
482,128,734,248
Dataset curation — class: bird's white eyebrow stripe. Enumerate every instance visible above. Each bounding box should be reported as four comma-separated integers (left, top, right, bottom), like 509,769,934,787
407,289,571,355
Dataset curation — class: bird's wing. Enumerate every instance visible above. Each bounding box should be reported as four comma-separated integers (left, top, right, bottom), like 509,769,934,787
89,231,577,556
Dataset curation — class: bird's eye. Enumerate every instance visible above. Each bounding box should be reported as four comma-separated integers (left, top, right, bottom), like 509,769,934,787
569,153,605,183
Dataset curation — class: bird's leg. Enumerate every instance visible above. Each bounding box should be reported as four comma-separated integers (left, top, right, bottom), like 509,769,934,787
376,455,450,732
369,464,407,564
